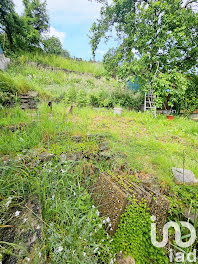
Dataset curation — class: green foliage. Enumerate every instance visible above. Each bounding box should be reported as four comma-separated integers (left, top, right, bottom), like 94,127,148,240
151,70,189,109
90,0,198,78
0,99,197,262
0,157,111,263
0,0,41,52
88,89,143,109
145,71,198,113
0,0,63,56
0,56,143,110
23,0,49,33
179,74,198,115
43,36,64,55
39,162,111,264
0,70,34,106
25,52,105,76
0,0,19,48
111,200,169,264
0,71,17,105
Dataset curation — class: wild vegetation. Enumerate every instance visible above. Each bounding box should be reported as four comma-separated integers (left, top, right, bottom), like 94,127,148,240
90,0,198,112
0,0,69,56
0,54,198,263
0,0,198,263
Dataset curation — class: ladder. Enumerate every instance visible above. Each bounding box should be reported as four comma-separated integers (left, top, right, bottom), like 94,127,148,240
144,90,156,117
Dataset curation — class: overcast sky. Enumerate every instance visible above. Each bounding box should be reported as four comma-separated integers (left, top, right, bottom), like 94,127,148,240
13,0,112,61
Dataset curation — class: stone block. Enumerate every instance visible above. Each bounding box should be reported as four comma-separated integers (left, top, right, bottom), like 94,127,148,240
172,167,198,184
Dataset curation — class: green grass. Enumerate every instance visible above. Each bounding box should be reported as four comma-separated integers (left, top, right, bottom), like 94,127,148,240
2,61,142,110
1,53,198,263
0,161,112,263
1,104,197,192
19,52,105,76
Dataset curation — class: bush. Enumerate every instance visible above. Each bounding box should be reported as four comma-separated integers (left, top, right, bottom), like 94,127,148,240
87,89,143,109
179,74,198,116
76,90,88,107
63,86,143,110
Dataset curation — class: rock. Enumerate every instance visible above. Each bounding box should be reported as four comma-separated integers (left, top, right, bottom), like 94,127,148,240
172,167,198,185
149,194,170,237
99,142,109,151
87,134,106,141
98,150,113,160
93,107,101,111
27,91,38,97
117,255,135,264
59,152,82,162
91,173,129,235
39,151,54,162
71,134,106,143
83,163,99,176
1,123,26,132
29,62,38,67
0,155,11,165
19,92,39,110
0,54,10,71
190,112,198,121
59,153,68,162
1,196,44,263
183,207,197,223
71,136,83,142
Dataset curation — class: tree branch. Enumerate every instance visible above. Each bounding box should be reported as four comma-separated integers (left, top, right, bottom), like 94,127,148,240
184,0,198,8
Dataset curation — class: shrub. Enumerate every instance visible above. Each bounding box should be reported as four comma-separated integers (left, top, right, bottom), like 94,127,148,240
179,74,198,116
76,90,88,107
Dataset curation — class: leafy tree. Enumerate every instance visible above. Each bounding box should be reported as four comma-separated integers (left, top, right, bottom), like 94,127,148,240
43,36,63,55
180,74,198,115
23,0,49,33
0,0,19,48
0,0,40,51
62,49,71,58
90,0,198,78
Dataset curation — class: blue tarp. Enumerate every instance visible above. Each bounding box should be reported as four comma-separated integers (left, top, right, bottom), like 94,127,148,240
126,77,141,91
0,44,3,54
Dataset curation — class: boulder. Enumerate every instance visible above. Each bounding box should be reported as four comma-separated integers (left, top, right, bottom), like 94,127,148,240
172,167,198,185
39,151,54,162
0,54,10,71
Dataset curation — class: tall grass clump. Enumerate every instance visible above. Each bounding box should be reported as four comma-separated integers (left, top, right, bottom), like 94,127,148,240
0,70,34,106
0,158,113,263
38,161,112,263
20,52,105,76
